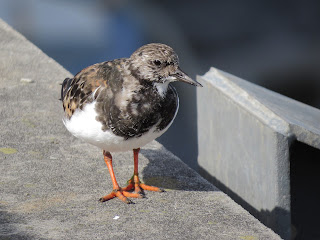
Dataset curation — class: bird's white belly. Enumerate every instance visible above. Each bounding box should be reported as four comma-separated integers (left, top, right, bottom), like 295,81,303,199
63,101,177,152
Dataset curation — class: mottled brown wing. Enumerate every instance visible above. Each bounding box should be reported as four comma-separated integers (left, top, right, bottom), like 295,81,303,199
61,62,110,118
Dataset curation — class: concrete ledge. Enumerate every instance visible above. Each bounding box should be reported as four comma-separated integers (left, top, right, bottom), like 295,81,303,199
0,19,280,239
197,67,320,239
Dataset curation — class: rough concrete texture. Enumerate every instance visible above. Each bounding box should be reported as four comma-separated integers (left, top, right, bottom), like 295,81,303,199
218,69,320,149
196,68,290,239
0,19,280,239
196,67,320,239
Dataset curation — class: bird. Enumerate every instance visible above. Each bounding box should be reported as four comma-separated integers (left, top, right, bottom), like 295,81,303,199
61,43,202,204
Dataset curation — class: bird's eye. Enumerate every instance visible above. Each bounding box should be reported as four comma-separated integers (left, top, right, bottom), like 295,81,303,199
153,60,162,66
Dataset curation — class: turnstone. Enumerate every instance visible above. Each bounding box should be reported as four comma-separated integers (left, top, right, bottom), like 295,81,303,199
61,43,202,204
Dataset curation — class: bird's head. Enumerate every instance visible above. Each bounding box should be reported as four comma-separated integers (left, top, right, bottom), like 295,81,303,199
129,43,202,87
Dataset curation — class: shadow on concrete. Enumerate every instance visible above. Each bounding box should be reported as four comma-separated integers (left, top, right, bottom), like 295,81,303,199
290,141,320,240
140,148,217,192
0,205,36,240
198,140,320,240
198,166,290,240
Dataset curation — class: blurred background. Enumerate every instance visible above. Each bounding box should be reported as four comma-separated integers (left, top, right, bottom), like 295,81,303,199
2,1,320,239
1,0,320,179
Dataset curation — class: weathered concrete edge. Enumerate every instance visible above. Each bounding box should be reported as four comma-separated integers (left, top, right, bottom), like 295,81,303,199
196,69,292,204
196,67,292,239
198,67,320,149
198,67,290,136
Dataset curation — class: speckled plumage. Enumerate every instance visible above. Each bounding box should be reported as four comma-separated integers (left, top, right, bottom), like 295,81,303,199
61,43,201,150
61,43,202,203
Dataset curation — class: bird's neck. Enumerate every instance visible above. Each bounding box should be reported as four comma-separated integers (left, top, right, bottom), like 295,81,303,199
153,81,170,98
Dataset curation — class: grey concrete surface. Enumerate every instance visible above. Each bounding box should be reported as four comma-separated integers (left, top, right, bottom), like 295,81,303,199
220,69,320,149
0,19,281,239
197,67,320,239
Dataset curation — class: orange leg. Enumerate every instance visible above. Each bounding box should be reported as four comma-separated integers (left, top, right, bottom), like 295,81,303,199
122,148,164,194
99,150,142,204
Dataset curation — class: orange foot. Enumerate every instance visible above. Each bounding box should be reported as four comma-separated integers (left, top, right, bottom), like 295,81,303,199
123,174,164,194
99,175,164,204
99,188,142,204
99,149,164,204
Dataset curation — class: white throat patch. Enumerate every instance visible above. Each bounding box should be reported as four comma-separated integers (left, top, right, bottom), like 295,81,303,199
153,81,170,97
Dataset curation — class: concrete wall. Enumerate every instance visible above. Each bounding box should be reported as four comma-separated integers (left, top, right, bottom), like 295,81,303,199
197,67,320,239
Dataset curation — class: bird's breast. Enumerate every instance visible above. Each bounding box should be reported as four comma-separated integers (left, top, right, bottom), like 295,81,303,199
104,84,178,139
63,91,178,152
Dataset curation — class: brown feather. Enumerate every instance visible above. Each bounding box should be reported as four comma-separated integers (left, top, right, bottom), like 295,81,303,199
62,62,113,118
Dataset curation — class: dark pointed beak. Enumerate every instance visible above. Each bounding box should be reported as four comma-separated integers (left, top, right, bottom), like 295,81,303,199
170,68,203,87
